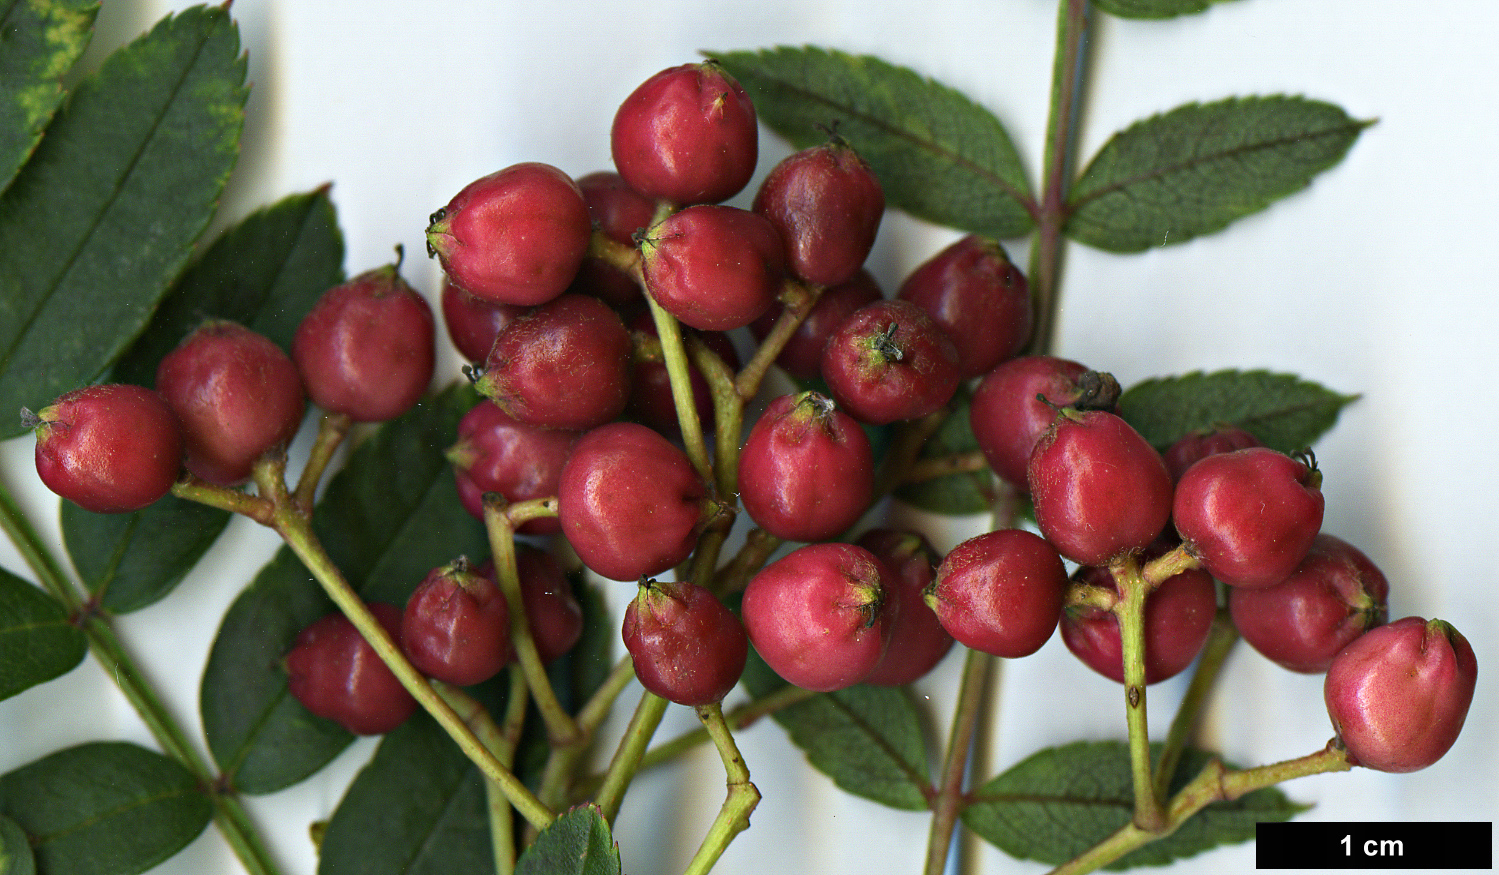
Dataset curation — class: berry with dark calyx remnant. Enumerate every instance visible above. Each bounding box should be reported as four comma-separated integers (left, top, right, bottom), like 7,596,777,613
1162,424,1261,482
426,162,592,307
1229,533,1389,673
737,391,874,542
448,400,576,535
475,293,633,431
742,542,896,692
293,254,436,423
969,357,1103,493
925,528,1067,659
622,578,748,706
857,528,954,686
400,558,510,687
155,320,306,486
749,269,883,381
285,603,417,736
441,276,525,363
28,384,183,513
610,60,758,206
1059,560,1218,684
897,235,1033,378
1324,617,1477,772
639,204,786,332
752,137,884,288
820,298,961,425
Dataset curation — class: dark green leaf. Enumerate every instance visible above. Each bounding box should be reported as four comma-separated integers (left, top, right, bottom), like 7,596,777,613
0,813,35,875
317,715,491,875
0,6,248,438
514,805,620,875
1093,0,1243,19
0,0,100,193
1118,369,1359,452
962,741,1306,868
111,187,346,386
0,567,86,700
0,741,212,875
202,383,488,794
895,385,995,515
1065,96,1371,252
62,495,230,614
715,46,1035,240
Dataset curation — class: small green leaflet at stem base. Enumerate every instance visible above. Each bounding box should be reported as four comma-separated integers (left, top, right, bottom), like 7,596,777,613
514,805,621,875
0,813,36,875
1092,0,1244,19
713,46,1036,241
0,5,247,440
0,0,100,195
62,494,230,614
0,741,212,875
961,741,1307,869
1118,369,1359,453
0,567,86,701
1065,96,1372,253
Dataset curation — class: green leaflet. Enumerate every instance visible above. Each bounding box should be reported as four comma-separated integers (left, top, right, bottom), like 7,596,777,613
0,741,212,875
714,46,1035,240
1093,0,1243,18
0,567,86,701
962,741,1305,868
62,494,230,614
0,0,100,194
1066,96,1371,252
1118,369,1359,452
514,805,621,875
0,814,35,875
0,5,247,439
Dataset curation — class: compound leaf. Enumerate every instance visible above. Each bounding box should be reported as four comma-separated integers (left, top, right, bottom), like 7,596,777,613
514,805,620,875
0,5,247,438
0,0,100,193
1093,0,1243,18
715,46,1034,240
1066,96,1370,252
1118,369,1358,452
62,495,230,614
0,567,86,701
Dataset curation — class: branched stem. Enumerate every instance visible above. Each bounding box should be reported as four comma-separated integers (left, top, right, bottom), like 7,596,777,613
593,690,670,825
1109,554,1164,830
682,703,760,875
924,649,993,875
1153,608,1237,801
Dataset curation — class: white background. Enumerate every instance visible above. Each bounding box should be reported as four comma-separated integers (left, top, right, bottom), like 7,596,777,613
1,1,1495,874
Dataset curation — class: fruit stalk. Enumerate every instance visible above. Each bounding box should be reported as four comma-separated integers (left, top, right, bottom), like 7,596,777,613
1152,607,1238,801
645,291,713,481
432,678,523,875
1110,555,1165,830
924,648,994,875
593,690,670,824
682,703,760,875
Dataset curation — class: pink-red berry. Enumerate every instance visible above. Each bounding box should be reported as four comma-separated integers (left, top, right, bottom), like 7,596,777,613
820,299,961,424
401,559,510,687
925,529,1067,659
29,384,183,513
737,391,874,542
897,235,1032,378
639,204,786,332
752,138,884,287
285,603,417,736
622,579,747,706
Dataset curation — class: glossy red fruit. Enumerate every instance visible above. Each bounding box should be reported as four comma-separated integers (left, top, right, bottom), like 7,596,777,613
401,559,510,686
857,529,954,686
639,204,785,331
820,299,961,424
623,307,740,437
426,162,592,307
285,603,417,736
477,547,585,665
557,422,710,581
29,384,183,513
1173,447,1325,588
566,171,656,308
155,320,305,486
1325,617,1477,772
751,138,884,287
622,579,748,706
742,542,895,692
749,269,883,381
1161,424,1261,482
1229,533,1389,673
441,276,525,363
925,529,1067,659
969,356,1098,492
448,401,576,535
1028,410,1173,566
610,61,758,206
897,235,1032,378
737,391,874,542
475,294,633,431
293,259,436,422
1060,562,1218,684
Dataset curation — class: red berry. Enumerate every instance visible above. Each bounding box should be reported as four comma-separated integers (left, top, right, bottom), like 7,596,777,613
476,294,633,431
925,529,1067,659
566,171,656,308
820,299,961,424
622,579,747,706
1028,410,1173,566
639,205,785,332
426,162,592,307
1161,424,1261,482
441,276,525,363
969,356,1096,493
293,259,436,422
448,401,576,535
737,391,874,542
749,269,883,381
401,559,510,686
622,307,740,437
1229,533,1389,673
557,422,710,581
610,61,758,206
857,528,954,686
29,384,183,513
1060,561,1218,684
897,235,1032,378
155,320,305,486
1324,617,1477,772
1173,447,1325,588
751,138,884,287
477,547,585,665
742,542,895,692
285,603,417,736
